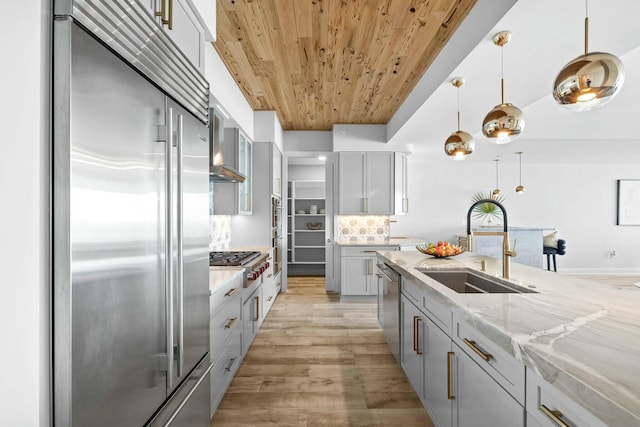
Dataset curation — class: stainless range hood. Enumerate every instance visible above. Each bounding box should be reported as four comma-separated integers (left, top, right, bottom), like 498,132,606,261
210,108,246,183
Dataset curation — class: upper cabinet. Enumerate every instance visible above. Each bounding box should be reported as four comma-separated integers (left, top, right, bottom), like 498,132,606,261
142,0,206,72
212,128,252,215
237,131,253,215
338,152,394,215
272,145,282,197
394,152,409,215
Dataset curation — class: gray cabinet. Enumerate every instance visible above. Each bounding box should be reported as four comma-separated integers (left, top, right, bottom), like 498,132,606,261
452,344,525,427
242,282,263,353
340,246,397,295
272,145,282,197
401,294,425,397
399,274,525,427
526,371,608,427
394,152,409,215
338,152,394,214
143,0,205,71
209,272,243,415
213,128,253,215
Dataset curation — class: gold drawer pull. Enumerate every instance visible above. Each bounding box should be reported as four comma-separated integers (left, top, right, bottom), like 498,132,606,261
539,405,570,427
413,316,423,355
224,287,238,297
463,338,492,362
447,351,455,400
224,317,237,329
255,296,260,321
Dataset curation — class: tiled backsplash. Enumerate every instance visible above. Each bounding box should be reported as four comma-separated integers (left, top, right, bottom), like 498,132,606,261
337,215,390,242
210,215,231,250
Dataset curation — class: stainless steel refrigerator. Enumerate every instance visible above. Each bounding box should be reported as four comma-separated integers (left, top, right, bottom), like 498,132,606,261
53,1,211,425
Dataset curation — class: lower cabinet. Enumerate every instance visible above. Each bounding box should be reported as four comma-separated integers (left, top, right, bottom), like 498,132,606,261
341,246,398,295
209,275,243,416
526,370,608,427
242,282,263,354
210,262,280,416
452,343,525,427
423,316,452,427
401,295,425,396
400,287,525,427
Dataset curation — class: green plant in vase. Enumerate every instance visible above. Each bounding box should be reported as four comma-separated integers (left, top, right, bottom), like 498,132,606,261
470,191,505,225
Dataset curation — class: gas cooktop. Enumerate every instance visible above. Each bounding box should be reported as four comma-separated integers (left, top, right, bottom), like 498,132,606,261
209,251,261,267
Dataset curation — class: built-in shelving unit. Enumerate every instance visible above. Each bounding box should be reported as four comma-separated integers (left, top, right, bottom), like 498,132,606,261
287,180,326,276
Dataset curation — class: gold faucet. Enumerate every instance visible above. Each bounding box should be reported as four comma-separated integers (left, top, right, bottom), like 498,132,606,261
466,199,517,279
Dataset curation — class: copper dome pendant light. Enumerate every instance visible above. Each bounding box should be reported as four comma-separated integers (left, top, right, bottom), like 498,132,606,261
515,151,525,194
444,77,475,160
553,0,624,111
482,31,525,144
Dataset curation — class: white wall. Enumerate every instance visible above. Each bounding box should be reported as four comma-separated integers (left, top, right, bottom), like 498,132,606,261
288,165,325,181
204,44,255,139
390,147,640,274
254,111,284,152
1,1,50,425
283,130,332,153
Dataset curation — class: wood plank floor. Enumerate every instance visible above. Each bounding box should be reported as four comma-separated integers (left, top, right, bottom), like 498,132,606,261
210,276,433,427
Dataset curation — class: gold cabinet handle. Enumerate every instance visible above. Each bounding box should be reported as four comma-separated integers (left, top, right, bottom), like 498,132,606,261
224,316,237,329
539,405,570,427
155,0,173,29
463,338,492,362
447,351,455,400
224,287,238,297
254,296,260,321
413,316,423,355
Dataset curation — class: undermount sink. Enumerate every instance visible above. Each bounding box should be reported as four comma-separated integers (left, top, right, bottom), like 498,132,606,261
421,271,538,294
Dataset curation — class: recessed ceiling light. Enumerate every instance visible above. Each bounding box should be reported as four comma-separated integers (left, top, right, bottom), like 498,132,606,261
318,156,327,161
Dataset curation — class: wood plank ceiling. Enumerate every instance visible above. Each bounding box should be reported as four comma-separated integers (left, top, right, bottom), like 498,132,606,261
214,0,476,130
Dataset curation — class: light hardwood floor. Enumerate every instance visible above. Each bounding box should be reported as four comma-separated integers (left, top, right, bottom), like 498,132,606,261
210,276,434,427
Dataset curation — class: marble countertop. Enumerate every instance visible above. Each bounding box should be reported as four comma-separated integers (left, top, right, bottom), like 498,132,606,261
336,237,425,246
377,251,640,427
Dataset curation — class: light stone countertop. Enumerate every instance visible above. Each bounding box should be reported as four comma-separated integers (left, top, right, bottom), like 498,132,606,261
336,237,426,246
208,268,244,294
377,250,640,427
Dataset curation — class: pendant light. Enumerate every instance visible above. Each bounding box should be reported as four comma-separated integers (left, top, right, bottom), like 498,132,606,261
515,151,525,194
553,0,624,111
482,31,525,144
444,77,475,160
492,158,501,196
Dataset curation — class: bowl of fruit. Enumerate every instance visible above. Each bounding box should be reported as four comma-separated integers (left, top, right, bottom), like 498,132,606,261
416,241,464,258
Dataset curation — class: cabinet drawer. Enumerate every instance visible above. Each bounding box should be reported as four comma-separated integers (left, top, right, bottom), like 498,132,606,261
210,294,242,362
454,315,525,403
526,370,608,427
401,275,423,305
342,246,397,256
420,292,452,334
210,271,243,317
210,331,242,411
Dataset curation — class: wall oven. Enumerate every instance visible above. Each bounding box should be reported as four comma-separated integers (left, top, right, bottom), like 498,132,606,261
271,196,283,275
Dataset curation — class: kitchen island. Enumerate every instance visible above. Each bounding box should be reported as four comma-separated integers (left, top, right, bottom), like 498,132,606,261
377,251,640,427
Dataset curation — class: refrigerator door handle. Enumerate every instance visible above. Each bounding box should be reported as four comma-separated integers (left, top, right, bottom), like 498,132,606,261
165,107,175,391
176,113,185,379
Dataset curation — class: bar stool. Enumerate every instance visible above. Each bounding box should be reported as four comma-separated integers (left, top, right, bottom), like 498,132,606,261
543,239,566,272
